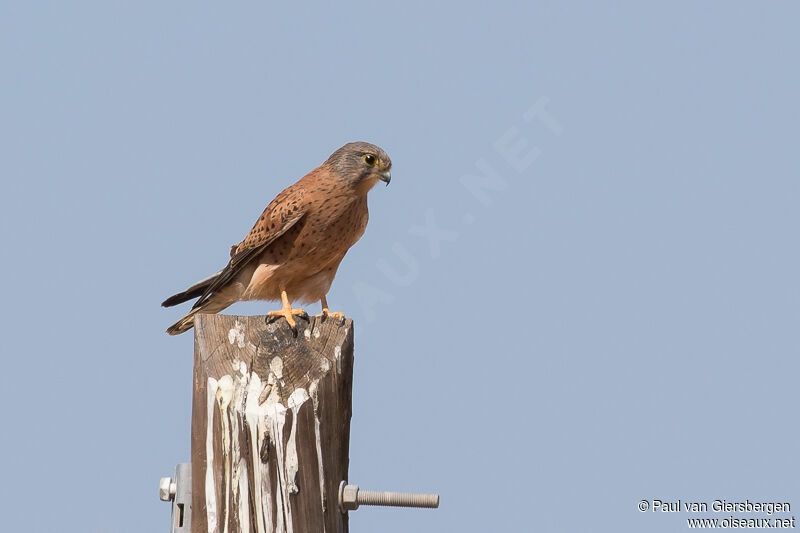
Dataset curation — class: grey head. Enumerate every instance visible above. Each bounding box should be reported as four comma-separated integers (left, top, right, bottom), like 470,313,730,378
323,141,392,186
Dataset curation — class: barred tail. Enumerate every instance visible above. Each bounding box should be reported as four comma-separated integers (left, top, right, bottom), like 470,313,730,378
165,296,233,335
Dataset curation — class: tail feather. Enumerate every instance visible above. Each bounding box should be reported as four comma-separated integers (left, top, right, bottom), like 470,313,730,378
162,271,222,308
166,308,201,336
165,290,235,336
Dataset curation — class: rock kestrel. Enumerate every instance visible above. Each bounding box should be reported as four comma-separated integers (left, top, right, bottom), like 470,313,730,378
162,141,391,335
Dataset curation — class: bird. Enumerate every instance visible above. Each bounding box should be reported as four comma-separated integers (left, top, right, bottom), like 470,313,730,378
162,141,391,335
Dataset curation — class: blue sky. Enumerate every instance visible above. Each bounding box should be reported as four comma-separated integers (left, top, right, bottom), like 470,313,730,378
1,2,799,532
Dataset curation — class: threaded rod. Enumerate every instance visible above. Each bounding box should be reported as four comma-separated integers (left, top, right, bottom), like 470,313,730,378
357,490,439,509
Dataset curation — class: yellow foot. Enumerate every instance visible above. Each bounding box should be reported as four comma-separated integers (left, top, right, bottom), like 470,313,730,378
266,308,307,328
317,296,345,323
316,308,346,324
267,289,308,330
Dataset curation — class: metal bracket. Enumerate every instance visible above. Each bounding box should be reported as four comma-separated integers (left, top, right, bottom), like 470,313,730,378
159,463,192,533
160,464,440,531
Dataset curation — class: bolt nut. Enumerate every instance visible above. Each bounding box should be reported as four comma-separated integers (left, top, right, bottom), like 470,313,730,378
339,481,360,511
159,477,176,502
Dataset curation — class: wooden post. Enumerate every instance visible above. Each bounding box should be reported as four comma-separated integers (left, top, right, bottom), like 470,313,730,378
191,313,354,533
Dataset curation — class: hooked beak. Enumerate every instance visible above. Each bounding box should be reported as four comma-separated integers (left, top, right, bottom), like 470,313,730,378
378,170,391,185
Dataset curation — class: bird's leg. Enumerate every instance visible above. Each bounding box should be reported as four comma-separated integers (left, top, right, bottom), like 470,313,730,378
266,289,307,329
317,295,345,323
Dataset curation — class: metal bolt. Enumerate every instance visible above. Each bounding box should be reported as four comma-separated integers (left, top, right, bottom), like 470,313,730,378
338,481,439,513
159,476,177,502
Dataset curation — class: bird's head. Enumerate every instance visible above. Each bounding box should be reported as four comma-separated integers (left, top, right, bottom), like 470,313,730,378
325,141,392,191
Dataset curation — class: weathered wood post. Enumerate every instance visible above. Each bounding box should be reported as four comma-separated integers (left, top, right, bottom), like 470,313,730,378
191,313,354,533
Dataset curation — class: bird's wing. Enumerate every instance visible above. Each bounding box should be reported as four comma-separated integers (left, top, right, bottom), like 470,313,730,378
192,186,307,309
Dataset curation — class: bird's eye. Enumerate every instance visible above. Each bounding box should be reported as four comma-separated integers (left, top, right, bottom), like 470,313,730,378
362,154,377,166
